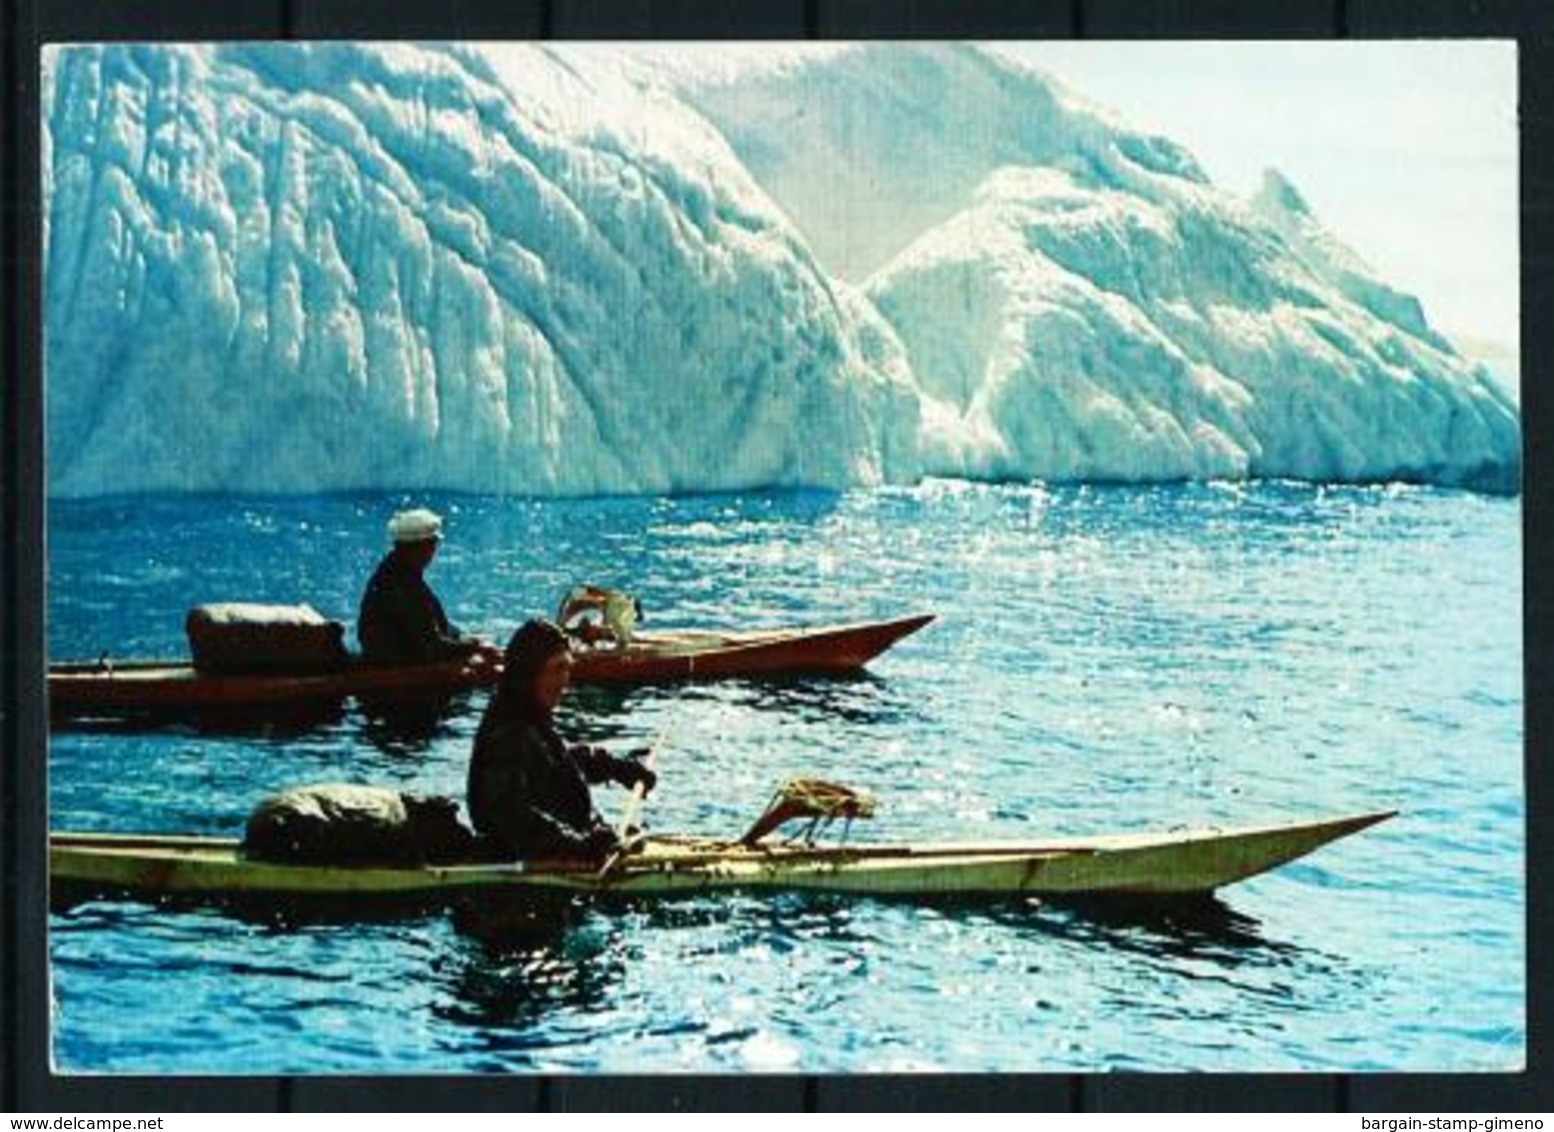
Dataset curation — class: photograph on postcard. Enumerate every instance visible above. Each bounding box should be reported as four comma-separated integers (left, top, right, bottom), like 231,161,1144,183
42,41,1521,1073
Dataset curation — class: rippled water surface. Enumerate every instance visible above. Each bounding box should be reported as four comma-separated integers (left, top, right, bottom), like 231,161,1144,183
48,482,1523,1072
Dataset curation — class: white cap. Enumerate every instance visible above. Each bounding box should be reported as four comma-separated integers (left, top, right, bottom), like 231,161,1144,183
388,508,443,544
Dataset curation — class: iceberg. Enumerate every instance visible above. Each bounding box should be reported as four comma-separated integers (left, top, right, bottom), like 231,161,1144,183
677,43,1519,493
43,42,921,497
42,42,1519,497
869,164,1518,490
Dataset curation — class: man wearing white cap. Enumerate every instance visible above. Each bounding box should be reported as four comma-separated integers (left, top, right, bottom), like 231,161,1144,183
359,508,497,665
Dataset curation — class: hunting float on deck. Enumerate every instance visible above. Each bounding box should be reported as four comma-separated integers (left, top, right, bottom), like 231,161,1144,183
50,810,1393,903
49,614,935,716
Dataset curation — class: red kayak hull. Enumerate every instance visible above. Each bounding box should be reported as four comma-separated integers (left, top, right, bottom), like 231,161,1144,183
49,614,934,713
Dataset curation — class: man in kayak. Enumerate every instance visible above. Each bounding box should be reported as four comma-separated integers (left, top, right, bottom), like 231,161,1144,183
359,507,500,665
467,618,656,861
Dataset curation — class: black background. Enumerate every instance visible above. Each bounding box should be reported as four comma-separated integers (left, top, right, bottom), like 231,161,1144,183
3,0,1550,1112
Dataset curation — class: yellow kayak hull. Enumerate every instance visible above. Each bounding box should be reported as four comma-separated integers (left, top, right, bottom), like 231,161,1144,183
51,811,1393,902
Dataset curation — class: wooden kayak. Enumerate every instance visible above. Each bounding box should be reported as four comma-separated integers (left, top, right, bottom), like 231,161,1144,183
48,614,934,714
50,810,1392,902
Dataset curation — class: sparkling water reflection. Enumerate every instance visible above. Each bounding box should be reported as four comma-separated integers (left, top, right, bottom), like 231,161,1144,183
48,481,1522,1071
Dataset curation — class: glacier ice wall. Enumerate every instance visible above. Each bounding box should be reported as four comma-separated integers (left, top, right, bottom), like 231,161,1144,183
43,42,1519,497
44,43,920,496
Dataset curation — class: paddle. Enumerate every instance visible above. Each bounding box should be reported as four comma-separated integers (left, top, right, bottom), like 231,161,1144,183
598,719,671,877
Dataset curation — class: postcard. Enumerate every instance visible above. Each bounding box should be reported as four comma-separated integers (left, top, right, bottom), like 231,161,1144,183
42,40,1521,1074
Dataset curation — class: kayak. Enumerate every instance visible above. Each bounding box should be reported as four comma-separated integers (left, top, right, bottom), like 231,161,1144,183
50,810,1392,903
48,614,934,715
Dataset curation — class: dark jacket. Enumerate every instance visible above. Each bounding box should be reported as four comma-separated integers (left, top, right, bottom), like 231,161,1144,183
467,701,628,858
358,549,475,664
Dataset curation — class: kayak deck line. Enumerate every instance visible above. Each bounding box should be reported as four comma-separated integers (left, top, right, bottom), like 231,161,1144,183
50,810,1395,901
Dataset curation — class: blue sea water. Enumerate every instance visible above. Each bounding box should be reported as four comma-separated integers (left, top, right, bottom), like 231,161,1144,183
47,481,1523,1073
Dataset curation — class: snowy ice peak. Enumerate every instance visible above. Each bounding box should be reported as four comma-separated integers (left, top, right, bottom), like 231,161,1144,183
43,42,1518,497
672,42,1211,284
